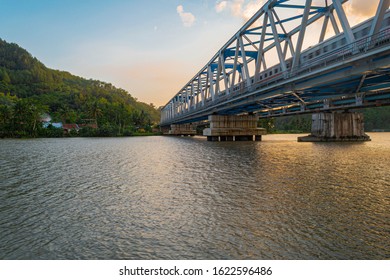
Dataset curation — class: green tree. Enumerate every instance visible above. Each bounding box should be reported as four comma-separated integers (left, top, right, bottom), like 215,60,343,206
258,118,275,133
12,99,43,137
0,69,11,84
87,100,102,125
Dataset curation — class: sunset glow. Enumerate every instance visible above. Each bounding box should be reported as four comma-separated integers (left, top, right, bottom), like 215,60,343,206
0,0,380,106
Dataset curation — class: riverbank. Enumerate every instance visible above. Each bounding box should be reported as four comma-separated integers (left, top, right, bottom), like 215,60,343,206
3,129,390,139
0,129,163,139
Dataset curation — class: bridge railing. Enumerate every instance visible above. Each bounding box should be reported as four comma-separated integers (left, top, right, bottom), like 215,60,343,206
168,28,390,122
288,27,390,78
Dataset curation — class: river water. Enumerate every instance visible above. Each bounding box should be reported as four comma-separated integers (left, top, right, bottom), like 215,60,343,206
0,134,389,259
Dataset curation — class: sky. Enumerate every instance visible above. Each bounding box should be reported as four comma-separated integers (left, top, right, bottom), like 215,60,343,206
0,0,379,107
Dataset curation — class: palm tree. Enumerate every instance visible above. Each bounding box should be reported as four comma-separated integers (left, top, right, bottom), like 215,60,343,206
87,100,103,126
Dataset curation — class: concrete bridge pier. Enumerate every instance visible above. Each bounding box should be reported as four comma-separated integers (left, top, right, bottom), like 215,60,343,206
298,112,371,142
169,124,196,136
203,115,266,141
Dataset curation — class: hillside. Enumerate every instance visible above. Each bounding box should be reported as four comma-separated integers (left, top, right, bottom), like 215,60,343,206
0,38,160,137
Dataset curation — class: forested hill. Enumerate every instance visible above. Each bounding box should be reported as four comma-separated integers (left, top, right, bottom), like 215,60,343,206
0,38,160,137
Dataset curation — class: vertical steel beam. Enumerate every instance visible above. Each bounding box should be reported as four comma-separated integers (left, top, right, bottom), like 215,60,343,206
292,0,312,71
172,99,175,119
219,52,230,95
196,77,201,108
188,86,192,111
231,39,240,88
208,65,215,101
255,12,269,80
199,77,205,106
215,55,222,95
205,69,210,100
190,84,195,110
184,88,188,112
238,35,251,88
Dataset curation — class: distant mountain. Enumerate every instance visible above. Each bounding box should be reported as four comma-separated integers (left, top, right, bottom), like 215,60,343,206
0,38,160,137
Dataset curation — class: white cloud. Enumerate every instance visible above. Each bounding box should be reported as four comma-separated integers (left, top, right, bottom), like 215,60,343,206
231,0,245,17
242,1,263,21
215,0,263,22
177,5,196,27
215,1,228,13
343,0,380,26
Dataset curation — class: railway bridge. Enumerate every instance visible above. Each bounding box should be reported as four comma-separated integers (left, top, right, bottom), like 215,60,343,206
160,0,390,141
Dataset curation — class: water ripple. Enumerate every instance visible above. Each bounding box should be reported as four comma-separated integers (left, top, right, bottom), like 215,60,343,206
0,135,389,259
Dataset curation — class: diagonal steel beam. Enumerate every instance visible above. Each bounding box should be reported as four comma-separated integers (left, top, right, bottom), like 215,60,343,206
331,0,354,43
292,0,313,71
370,0,390,36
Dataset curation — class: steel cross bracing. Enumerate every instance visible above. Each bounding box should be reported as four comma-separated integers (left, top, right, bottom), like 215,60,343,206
160,0,390,125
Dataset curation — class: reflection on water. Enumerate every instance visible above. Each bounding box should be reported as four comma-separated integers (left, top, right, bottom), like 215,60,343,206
0,134,389,259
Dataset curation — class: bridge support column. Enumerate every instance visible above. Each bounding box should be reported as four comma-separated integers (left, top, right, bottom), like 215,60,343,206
203,115,266,141
169,124,196,136
298,112,370,142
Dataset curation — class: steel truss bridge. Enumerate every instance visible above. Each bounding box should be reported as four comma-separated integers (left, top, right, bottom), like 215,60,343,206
160,0,390,126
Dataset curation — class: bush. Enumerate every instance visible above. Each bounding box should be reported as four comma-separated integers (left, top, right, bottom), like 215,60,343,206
41,126,64,137
79,126,96,137
96,123,118,137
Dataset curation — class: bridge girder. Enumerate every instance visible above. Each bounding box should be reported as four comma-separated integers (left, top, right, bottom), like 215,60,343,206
160,0,390,125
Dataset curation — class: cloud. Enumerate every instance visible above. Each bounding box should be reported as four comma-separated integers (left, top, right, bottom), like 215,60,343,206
346,0,379,17
231,0,245,17
241,1,263,21
215,1,228,13
215,0,263,22
343,0,380,25
177,5,196,27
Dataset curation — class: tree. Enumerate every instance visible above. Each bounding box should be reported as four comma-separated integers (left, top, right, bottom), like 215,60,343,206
87,100,103,125
12,99,43,137
0,69,11,84
258,118,275,133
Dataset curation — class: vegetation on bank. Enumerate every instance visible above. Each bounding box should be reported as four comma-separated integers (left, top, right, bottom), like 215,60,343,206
258,115,312,134
0,39,160,138
259,108,390,134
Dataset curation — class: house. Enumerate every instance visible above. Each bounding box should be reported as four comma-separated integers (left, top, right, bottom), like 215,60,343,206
63,124,79,133
78,119,98,129
51,123,63,129
78,123,98,129
42,122,63,129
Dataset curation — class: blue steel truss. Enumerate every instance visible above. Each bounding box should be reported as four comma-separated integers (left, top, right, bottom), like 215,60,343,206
160,0,390,125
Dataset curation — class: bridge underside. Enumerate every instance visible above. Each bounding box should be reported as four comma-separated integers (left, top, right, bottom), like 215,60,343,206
164,60,390,126
242,67,390,118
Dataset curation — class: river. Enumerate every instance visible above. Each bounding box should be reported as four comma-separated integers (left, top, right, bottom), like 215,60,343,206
0,133,389,259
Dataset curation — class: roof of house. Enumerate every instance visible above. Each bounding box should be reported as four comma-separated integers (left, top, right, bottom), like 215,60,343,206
78,123,98,129
63,124,79,130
